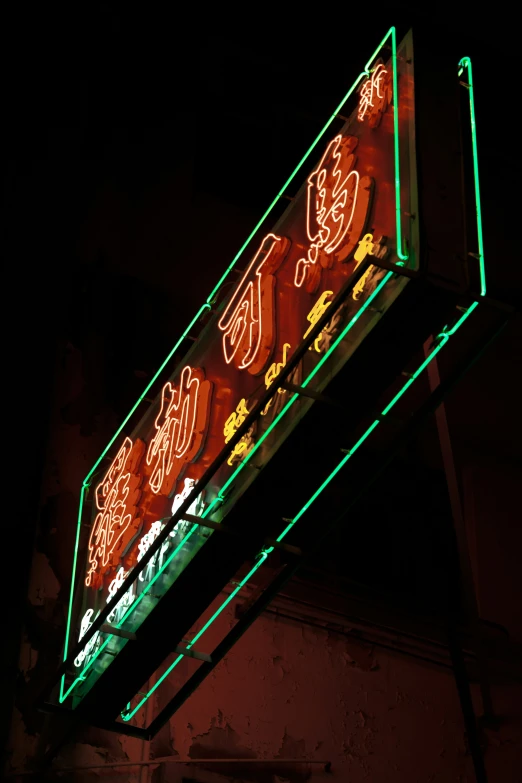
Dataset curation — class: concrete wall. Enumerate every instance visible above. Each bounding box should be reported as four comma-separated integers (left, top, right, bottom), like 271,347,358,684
6,345,522,781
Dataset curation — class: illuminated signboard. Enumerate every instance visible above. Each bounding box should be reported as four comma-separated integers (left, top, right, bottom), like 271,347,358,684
59,28,418,711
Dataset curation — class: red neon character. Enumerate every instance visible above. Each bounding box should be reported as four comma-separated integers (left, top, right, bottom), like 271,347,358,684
85,437,146,588
295,135,373,293
146,365,213,496
218,233,291,376
358,62,391,127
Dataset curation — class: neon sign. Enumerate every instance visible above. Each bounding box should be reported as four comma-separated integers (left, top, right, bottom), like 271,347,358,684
60,27,419,712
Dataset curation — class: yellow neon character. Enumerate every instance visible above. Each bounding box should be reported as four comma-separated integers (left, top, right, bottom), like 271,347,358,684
352,233,388,301
304,290,334,352
313,304,346,354
223,398,250,444
353,233,375,264
265,343,291,391
227,427,255,467
261,343,291,416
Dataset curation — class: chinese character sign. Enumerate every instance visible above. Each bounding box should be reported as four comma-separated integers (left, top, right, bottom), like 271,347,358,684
66,31,418,707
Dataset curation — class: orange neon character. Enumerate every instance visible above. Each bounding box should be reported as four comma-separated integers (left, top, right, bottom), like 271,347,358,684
358,62,391,127
146,366,213,497
218,233,291,376
85,437,145,588
295,135,373,293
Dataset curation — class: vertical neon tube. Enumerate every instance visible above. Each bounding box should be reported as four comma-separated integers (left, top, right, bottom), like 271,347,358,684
458,57,486,297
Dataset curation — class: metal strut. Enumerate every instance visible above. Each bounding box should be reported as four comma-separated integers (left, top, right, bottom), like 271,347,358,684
101,309,509,741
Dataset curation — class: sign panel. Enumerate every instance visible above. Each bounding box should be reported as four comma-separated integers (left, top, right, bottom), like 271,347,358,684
60,28,418,709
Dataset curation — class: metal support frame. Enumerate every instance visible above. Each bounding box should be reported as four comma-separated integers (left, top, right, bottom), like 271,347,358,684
424,340,495,783
181,513,303,556
425,341,495,719
93,307,509,741
4,758,332,779
143,551,304,739
281,381,342,407
36,244,512,783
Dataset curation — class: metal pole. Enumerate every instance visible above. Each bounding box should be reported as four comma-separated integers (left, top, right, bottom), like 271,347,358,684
423,338,495,723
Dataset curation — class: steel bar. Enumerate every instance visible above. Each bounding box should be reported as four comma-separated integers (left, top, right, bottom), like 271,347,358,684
100,625,137,640
448,611,489,782
137,310,508,738
280,382,342,406
5,758,331,778
182,513,302,555
424,340,495,724
173,644,212,663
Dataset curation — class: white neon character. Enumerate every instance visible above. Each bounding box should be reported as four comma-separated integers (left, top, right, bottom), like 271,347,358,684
105,567,135,623
74,609,100,668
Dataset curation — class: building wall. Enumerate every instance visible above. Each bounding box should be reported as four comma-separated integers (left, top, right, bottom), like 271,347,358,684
6,337,522,781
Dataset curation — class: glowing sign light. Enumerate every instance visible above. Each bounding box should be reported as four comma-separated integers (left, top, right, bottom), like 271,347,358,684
59,26,421,714
264,343,291,390
227,427,256,467
304,291,334,352
219,233,291,375
224,398,250,444
85,437,145,588
73,610,100,668
352,233,389,301
358,62,390,125
295,135,373,292
146,366,213,496
261,343,292,416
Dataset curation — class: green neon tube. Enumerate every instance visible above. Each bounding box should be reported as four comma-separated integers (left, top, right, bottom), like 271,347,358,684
59,483,88,701
62,25,407,702
121,552,270,719
458,57,486,297
391,26,409,262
